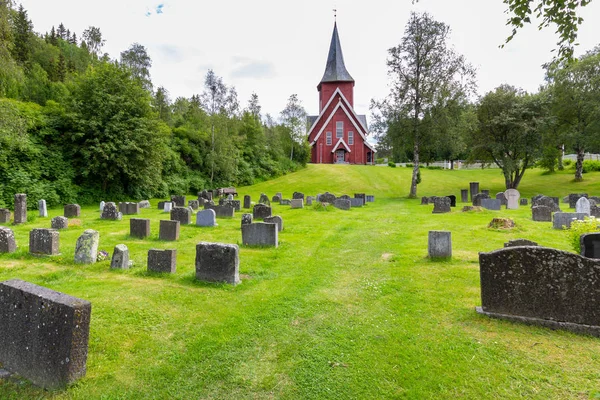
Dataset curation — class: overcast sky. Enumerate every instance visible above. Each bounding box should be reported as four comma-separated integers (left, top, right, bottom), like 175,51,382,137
19,0,600,120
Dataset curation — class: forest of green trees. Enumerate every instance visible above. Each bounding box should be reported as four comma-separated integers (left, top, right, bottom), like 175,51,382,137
0,1,310,209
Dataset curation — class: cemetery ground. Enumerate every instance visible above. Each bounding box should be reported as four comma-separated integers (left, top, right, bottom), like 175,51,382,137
1,165,600,399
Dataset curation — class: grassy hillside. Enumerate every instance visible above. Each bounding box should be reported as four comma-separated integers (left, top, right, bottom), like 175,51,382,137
0,165,599,399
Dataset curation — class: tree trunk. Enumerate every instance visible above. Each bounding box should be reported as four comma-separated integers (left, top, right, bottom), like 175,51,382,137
557,145,564,171
290,143,294,161
575,147,585,181
450,160,454,170
210,123,215,184
409,141,419,198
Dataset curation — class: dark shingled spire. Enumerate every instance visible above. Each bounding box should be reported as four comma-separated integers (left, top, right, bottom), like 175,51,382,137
320,22,354,84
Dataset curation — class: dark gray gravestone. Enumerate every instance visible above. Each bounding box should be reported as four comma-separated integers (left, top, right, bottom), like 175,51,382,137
569,193,588,209
460,189,468,203
340,195,351,200
74,230,99,264
14,193,27,224
592,206,600,218
293,192,305,200
258,193,270,205
581,233,600,259
204,204,235,218
272,195,281,203
334,198,351,210
481,199,501,211
243,195,251,209
306,196,313,206
170,207,192,225
147,249,177,273
241,223,278,247
472,193,490,207
349,198,363,208
469,182,479,201
320,192,336,203
101,202,122,220
157,201,167,210
432,197,451,213
446,195,456,207
119,202,140,215
241,213,253,227
253,204,272,220
420,196,430,205
224,200,241,212
495,192,507,207
531,205,552,222
64,204,81,218
520,198,528,206
280,199,291,205
51,216,68,229
195,242,240,285
264,215,283,232
196,209,217,227
481,189,490,196
504,239,539,247
29,228,59,255
477,246,600,337
354,193,366,205
159,220,180,241
0,208,10,223
110,244,129,269
130,218,151,238
428,231,451,258
366,195,375,203
0,227,16,253
188,200,199,210
532,195,561,212
0,279,91,389
171,195,186,207
552,212,587,229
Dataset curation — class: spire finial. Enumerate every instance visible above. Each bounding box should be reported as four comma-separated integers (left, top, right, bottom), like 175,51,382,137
333,8,337,21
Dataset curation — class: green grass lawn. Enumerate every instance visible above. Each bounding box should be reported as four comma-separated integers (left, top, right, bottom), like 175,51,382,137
1,165,600,399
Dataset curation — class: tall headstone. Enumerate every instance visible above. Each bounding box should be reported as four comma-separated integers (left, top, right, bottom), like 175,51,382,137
552,212,587,229
243,195,251,209
147,249,177,273
64,204,81,218
29,228,59,255
51,216,68,229
99,201,105,212
264,215,283,232
576,197,591,216
110,244,129,269
38,200,47,217
581,233,600,259
196,209,217,227
469,182,479,202
0,279,91,389
241,223,278,247
14,193,27,224
170,207,192,225
74,229,100,264
195,242,240,285
159,220,180,241
0,208,10,223
0,227,16,253
428,231,452,258
130,218,151,238
461,189,468,203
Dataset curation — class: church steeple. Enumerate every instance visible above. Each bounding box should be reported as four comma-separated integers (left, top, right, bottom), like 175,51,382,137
319,22,354,85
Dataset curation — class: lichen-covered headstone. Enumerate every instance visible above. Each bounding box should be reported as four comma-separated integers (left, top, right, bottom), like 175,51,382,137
264,215,283,232
241,223,278,247
101,202,122,220
188,200,199,210
241,213,253,227
110,244,129,269
147,249,177,273
159,220,179,241
428,231,451,258
532,205,552,222
130,218,151,238
171,195,186,207
74,229,100,264
0,208,10,223
64,204,81,218
258,193,270,205
195,242,240,285
320,192,336,203
14,193,27,224
29,228,59,255
253,204,272,220
51,216,68,229
0,227,16,253
432,197,451,213
170,207,192,225
293,192,305,200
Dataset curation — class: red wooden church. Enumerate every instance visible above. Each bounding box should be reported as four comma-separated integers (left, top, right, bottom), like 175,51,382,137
307,22,376,164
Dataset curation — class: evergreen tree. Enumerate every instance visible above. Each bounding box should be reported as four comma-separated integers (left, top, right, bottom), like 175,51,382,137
12,4,34,64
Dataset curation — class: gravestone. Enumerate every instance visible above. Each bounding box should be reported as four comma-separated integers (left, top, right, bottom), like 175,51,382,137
171,195,186,207
276,192,283,199
241,223,278,247
581,233,600,259
432,197,451,213
481,189,490,196
29,228,59,255
0,279,91,389
38,200,47,217
243,195,251,209
338,195,350,200
472,193,490,207
280,199,291,205
74,229,100,264
264,215,283,232
428,231,451,258
147,249,177,273
293,192,305,200
477,246,600,337
241,213,253,227
195,242,240,285
164,202,173,213
421,196,431,205
119,202,139,215
354,193,366,205
495,192,507,207
576,197,591,215
198,190,212,201
196,209,217,227
552,212,587,229
469,182,479,201
531,206,552,222
14,193,27,224
520,198,528,206
253,204,272,220
272,195,281,203
99,201,105,212
445,195,456,207
532,195,561,212
204,204,234,218
110,244,129,269
504,239,539,247
366,195,375,203
138,200,150,209
64,204,81,218
227,194,234,201
291,199,304,209
0,227,16,253
306,196,314,206
592,206,600,218
225,200,241,212
333,198,351,210
350,198,364,207
258,193,270,205
481,199,501,211
130,218,151,238
101,202,122,220
159,220,180,241
157,201,166,210
188,200,200,210
460,189,469,203
170,207,192,225
320,192,336,203
569,193,588,209
51,216,68,229
0,208,10,223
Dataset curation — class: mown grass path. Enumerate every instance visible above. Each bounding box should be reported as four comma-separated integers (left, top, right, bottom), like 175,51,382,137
1,165,599,399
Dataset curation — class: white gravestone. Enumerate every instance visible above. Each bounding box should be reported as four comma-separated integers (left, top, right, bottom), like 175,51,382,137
576,197,591,216
504,189,520,210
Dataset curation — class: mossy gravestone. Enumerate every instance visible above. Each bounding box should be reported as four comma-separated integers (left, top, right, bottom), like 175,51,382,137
74,229,99,264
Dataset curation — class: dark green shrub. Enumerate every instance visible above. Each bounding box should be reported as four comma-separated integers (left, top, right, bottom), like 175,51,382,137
388,161,396,167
